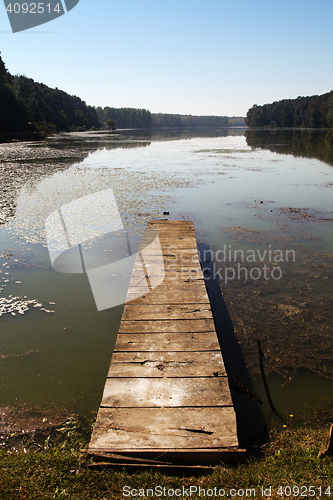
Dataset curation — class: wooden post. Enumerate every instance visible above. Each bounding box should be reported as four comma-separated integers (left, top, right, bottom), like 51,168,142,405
319,424,333,458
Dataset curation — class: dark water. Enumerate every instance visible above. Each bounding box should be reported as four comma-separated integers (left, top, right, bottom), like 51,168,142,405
0,128,332,434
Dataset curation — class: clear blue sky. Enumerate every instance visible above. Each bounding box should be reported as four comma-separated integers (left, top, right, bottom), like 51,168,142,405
1,0,332,116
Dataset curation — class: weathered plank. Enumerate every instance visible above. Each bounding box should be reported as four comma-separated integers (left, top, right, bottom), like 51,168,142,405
134,261,200,271
125,284,207,301
125,286,207,302
141,246,196,253
113,333,220,352
125,295,209,306
121,303,213,321
130,263,203,276
136,248,200,259
108,351,226,377
89,407,238,451
101,377,233,408
118,318,216,333
126,287,209,305
129,272,205,287
127,284,207,293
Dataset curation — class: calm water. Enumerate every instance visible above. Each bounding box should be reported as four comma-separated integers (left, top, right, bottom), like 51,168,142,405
0,128,332,431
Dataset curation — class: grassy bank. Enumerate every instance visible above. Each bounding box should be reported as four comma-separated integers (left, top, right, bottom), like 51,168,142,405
1,424,333,499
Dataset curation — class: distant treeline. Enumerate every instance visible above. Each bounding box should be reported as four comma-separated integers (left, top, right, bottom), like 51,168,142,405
0,53,99,135
246,92,333,128
96,107,246,129
227,117,247,127
152,114,245,127
151,113,229,128
96,107,152,129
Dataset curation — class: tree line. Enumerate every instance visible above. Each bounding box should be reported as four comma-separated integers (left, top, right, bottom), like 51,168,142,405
0,53,99,136
246,92,333,128
96,107,246,129
96,107,152,129
151,113,229,128
151,113,245,128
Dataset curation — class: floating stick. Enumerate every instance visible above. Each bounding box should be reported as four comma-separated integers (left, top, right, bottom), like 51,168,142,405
257,338,277,413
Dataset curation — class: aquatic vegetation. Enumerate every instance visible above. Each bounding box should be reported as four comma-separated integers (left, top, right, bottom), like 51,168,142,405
217,222,333,380
0,296,55,317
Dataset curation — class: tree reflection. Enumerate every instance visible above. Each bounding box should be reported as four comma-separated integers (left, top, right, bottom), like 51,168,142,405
245,129,333,166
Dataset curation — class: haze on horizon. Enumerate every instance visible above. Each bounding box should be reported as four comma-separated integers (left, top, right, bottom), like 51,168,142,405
0,0,332,117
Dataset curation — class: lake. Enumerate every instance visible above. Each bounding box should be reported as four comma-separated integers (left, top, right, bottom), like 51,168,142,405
0,128,332,433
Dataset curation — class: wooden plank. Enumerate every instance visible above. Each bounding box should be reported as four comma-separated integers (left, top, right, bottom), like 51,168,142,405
144,220,178,225
138,245,199,254
130,263,203,274
101,377,233,408
136,257,200,266
144,244,197,249
89,407,238,451
85,451,175,465
148,225,194,230
125,286,207,302
108,351,226,377
118,318,216,333
147,220,193,224
129,273,205,287
148,229,195,235
141,234,196,241
135,261,201,269
141,247,197,254
121,304,213,321
126,284,208,294
126,291,209,305
128,272,204,287
143,230,195,237
141,241,197,247
141,240,198,249
125,290,210,305
152,231,196,237
113,333,220,352
85,452,245,466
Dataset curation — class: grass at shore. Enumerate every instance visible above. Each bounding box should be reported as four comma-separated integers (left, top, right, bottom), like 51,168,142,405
1,424,333,499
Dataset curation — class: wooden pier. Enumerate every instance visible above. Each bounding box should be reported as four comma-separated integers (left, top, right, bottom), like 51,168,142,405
88,221,243,467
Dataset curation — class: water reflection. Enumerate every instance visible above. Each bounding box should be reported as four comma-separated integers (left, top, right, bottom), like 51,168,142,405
246,129,333,167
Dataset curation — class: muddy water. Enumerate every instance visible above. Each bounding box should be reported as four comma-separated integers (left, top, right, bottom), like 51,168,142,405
0,128,332,431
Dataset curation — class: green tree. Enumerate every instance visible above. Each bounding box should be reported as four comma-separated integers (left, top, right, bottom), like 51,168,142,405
246,92,333,129
104,118,116,130
0,53,29,132
326,92,333,128
0,53,100,135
